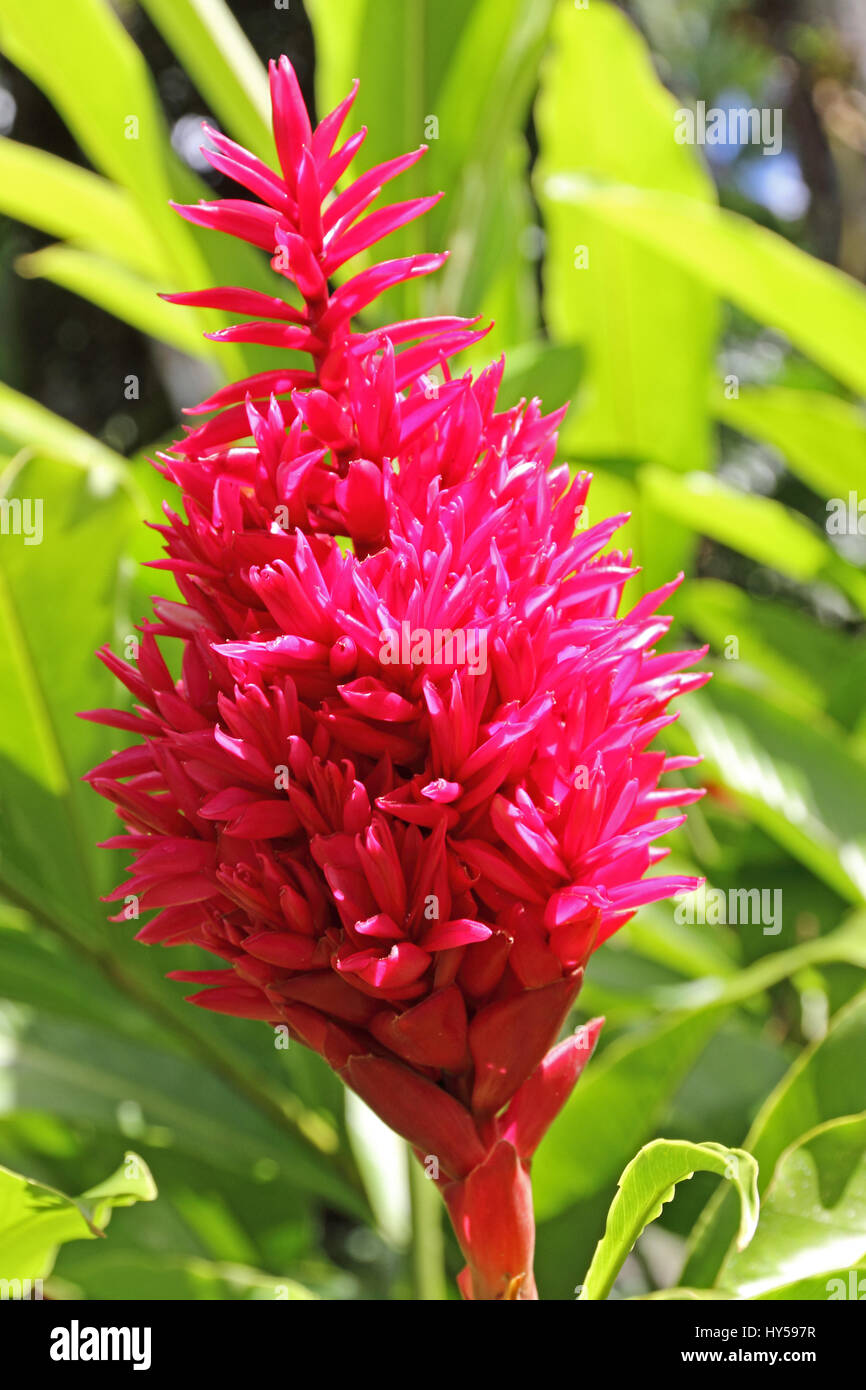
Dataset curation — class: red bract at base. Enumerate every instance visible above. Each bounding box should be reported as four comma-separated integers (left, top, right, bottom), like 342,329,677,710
83,57,707,1300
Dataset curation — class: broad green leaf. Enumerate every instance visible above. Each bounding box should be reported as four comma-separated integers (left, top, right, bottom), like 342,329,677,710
715,387,866,502
720,1114,866,1298
0,456,141,930
576,935,715,1024
0,0,192,255
0,449,355,1205
546,182,866,399
16,246,216,359
678,682,866,902
137,0,271,161
580,1139,758,1301
536,0,716,480
752,1261,866,1301
303,0,366,117
53,1249,320,1301
640,465,829,582
0,922,161,1038
493,341,584,413
0,1150,156,1281
0,909,353,1199
0,137,166,279
684,990,866,1287
615,908,737,1000
2,1014,365,1218
674,579,866,727
307,0,474,313
576,465,641,585
663,1024,792,1168
435,0,553,211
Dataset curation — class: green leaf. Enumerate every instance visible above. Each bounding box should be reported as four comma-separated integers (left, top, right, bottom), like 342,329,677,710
452,134,539,356
2,1015,365,1218
0,446,357,1213
137,0,271,161
536,1,716,478
492,341,584,413
53,1249,320,1301
719,1114,866,1299
674,579,866,727
0,0,190,248
0,455,142,931
0,1151,156,1281
621,898,738,988
678,682,866,902
580,1139,758,1301
0,921,158,1038
0,137,166,279
432,0,553,323
683,990,866,1287
715,386,866,502
640,465,829,581
306,0,461,315
750,1261,866,1301
303,0,367,117
545,182,866,399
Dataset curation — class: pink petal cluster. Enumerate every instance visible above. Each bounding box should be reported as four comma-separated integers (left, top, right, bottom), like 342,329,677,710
84,58,706,1299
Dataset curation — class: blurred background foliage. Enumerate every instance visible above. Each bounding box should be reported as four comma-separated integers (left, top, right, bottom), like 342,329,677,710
0,0,865,1300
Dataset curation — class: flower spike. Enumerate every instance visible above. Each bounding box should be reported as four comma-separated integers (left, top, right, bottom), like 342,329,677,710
84,57,705,1301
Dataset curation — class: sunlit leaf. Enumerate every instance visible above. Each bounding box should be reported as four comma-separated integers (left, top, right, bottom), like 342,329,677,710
0,1150,156,1281
536,1,716,480
546,181,866,398
580,1138,758,1301
719,1114,866,1298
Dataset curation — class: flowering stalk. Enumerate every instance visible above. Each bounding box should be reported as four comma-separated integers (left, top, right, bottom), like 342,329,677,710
83,57,707,1299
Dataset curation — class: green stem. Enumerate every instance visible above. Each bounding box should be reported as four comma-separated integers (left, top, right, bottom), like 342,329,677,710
408,1149,447,1301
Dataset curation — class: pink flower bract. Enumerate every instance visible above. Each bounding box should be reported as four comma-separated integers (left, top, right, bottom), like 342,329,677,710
84,56,707,1300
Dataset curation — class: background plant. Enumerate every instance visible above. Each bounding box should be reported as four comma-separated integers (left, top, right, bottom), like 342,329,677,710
0,0,864,1300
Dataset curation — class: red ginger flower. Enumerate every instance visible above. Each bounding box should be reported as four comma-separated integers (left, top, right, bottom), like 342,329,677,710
83,57,707,1300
